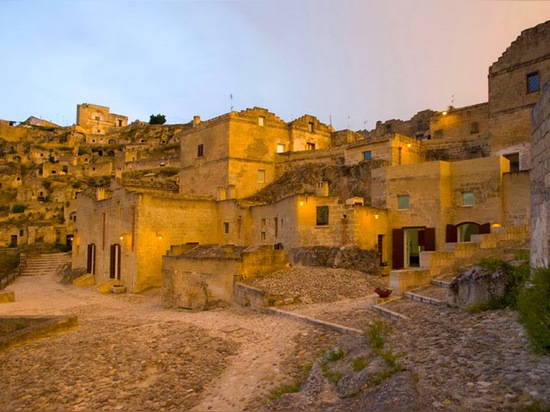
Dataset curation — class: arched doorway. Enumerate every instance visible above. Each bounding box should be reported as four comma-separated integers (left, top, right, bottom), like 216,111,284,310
457,222,480,242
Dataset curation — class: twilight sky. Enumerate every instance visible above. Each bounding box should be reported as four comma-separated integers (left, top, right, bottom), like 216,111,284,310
1,0,549,130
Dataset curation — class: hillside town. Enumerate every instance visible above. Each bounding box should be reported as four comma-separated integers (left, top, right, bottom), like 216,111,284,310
0,18,549,412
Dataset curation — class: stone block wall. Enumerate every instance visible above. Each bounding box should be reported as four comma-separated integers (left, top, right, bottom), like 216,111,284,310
530,80,550,267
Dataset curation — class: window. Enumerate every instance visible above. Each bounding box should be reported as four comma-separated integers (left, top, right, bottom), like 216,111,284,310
258,169,265,183
527,72,540,93
223,222,230,235
19,229,24,237
197,144,204,157
462,191,474,206
118,120,123,127
470,122,479,134
261,218,267,240
363,151,372,161
397,195,410,210
308,122,314,132
277,143,285,153
306,142,316,151
258,116,266,126
385,124,393,134
94,116,100,121
416,120,424,132
434,129,444,139
316,206,329,226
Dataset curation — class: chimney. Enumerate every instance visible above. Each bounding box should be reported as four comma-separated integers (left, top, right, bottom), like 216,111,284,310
193,115,201,126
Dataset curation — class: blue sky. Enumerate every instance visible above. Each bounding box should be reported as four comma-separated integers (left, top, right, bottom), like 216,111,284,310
1,0,549,130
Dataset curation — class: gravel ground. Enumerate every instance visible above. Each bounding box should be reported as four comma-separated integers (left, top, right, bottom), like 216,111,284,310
246,266,386,304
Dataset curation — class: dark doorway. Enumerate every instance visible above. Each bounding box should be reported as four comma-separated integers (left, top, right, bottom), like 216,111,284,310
109,244,121,280
87,244,96,274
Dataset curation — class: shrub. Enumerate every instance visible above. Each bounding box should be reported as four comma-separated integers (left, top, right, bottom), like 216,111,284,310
352,356,369,372
366,320,387,351
326,348,345,362
518,267,550,354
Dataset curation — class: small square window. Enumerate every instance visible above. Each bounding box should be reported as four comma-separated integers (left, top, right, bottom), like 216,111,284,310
308,122,314,132
94,116,100,121
386,124,393,134
223,222,229,234
306,142,315,151
462,191,474,206
397,195,410,210
316,206,329,226
363,151,372,161
416,120,424,132
258,116,266,126
258,169,265,183
197,144,204,157
527,72,540,94
277,143,285,153
470,122,479,134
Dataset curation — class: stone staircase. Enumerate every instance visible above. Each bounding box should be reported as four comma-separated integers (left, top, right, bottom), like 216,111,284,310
371,276,451,320
389,226,529,295
21,253,72,277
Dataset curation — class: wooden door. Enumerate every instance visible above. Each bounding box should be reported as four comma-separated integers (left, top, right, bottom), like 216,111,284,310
392,229,404,269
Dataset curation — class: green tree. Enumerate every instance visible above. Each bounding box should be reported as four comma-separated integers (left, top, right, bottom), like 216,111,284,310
149,114,166,125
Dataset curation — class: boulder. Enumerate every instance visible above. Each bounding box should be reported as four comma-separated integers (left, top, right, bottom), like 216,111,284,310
447,266,506,308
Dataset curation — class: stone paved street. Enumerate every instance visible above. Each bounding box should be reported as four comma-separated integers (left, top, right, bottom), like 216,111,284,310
1,268,549,411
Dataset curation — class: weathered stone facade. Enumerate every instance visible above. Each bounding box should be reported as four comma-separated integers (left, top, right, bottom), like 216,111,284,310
76,103,128,135
530,80,550,267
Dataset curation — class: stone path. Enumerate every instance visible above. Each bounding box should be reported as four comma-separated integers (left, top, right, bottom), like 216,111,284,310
1,269,550,411
0,272,339,411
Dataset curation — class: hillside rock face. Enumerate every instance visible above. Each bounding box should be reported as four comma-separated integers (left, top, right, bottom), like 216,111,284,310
447,266,506,308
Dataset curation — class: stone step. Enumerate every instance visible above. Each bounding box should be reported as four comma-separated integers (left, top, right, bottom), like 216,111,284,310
404,291,445,305
431,279,451,288
370,300,409,321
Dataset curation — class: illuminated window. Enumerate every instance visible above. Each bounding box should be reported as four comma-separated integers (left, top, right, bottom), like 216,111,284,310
316,206,329,226
363,151,372,161
277,143,285,153
258,116,266,126
258,169,265,183
527,72,540,93
197,144,204,157
462,192,474,206
397,195,409,210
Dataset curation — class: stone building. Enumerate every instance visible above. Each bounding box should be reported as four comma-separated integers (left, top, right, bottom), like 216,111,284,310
76,103,128,135
179,108,333,199
72,20,548,305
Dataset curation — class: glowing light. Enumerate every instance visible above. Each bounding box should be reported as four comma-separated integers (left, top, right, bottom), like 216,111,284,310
442,111,447,116
374,213,379,219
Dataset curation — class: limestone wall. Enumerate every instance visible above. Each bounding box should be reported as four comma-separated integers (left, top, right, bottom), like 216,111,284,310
502,171,530,227
530,80,550,267
428,103,488,142
76,103,128,135
488,21,550,155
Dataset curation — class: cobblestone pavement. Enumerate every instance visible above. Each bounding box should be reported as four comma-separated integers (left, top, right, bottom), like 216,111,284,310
275,296,550,411
0,273,339,411
2,269,549,411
